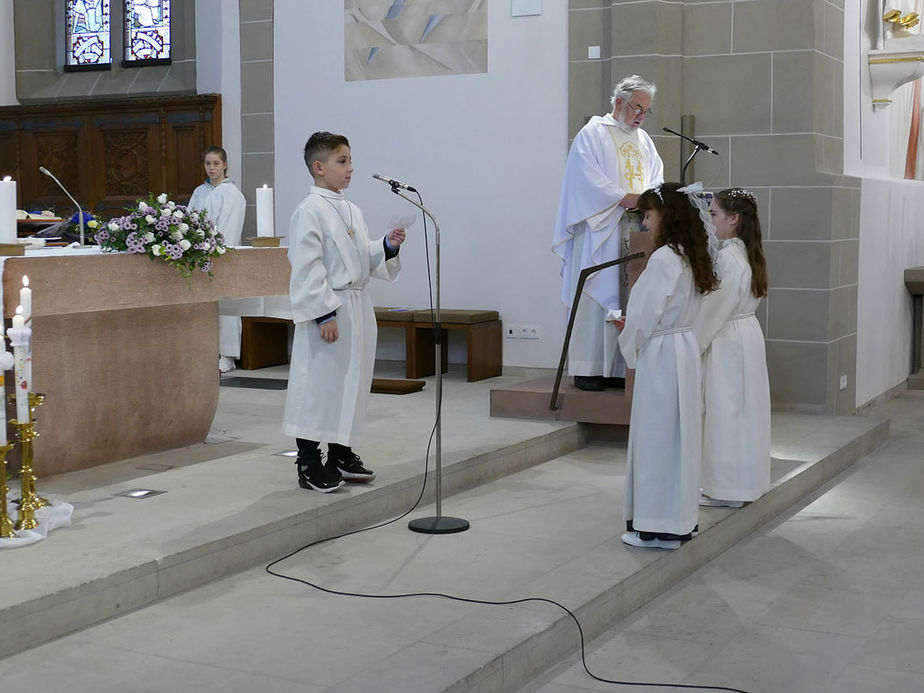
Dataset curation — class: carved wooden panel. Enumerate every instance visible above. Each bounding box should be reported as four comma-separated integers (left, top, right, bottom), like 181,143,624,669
0,95,221,218
103,131,150,194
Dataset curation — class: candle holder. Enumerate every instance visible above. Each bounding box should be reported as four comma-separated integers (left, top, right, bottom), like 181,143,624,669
0,443,14,538
6,392,48,509
9,420,38,531
26,393,47,508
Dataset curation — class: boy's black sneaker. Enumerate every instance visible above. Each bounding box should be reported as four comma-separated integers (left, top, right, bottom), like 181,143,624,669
296,452,344,493
327,448,375,482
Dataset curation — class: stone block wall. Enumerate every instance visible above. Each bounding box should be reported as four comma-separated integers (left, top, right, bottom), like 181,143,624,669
568,0,857,414
238,0,274,239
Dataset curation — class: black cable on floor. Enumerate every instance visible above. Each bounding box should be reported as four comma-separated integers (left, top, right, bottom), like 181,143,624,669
266,192,751,693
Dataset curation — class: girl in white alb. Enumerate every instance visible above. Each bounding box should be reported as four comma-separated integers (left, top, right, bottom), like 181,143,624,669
696,188,771,507
615,182,720,550
188,146,246,373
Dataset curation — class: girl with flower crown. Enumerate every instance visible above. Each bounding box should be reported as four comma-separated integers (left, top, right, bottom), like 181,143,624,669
695,188,771,508
615,182,719,550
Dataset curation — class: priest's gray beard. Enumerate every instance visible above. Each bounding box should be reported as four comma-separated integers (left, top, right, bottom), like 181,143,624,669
613,113,635,135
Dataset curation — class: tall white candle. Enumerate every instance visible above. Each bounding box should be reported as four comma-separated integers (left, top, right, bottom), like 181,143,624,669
0,330,6,446
0,176,16,244
20,275,31,323
256,185,274,237
10,307,30,423
0,368,5,445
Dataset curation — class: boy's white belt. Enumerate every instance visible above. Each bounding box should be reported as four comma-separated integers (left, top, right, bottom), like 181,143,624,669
729,312,755,321
652,326,692,337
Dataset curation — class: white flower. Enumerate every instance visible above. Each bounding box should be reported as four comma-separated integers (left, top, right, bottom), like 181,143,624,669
143,232,155,243
138,201,149,212
156,193,168,204
191,213,199,223
179,239,192,251
216,246,226,255
170,231,182,242
178,223,189,233
160,207,172,217
173,210,183,220
108,222,119,232
167,201,176,210
152,244,164,256
145,214,155,224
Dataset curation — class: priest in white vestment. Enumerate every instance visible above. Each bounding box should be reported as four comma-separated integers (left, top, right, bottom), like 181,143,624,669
188,146,247,373
553,75,664,391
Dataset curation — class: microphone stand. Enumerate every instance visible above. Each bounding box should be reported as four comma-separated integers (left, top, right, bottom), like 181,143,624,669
662,127,718,184
387,185,469,535
681,145,708,186
550,252,644,410
39,166,86,246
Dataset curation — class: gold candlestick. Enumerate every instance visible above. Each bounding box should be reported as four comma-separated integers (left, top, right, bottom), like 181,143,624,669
0,443,14,538
26,393,47,508
10,419,38,531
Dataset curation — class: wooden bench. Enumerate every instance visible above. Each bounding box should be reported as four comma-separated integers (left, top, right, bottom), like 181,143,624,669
240,308,503,382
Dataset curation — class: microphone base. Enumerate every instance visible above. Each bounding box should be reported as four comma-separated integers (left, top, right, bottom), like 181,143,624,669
408,515,470,534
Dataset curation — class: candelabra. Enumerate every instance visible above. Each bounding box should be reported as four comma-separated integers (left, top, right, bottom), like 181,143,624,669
9,419,38,531
0,442,14,538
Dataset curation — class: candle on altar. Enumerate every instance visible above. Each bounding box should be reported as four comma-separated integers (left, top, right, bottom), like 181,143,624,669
20,275,31,323
11,306,30,423
0,328,7,446
256,184,274,237
0,176,16,244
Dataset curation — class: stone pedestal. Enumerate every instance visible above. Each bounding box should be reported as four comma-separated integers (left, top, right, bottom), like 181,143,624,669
1,248,289,475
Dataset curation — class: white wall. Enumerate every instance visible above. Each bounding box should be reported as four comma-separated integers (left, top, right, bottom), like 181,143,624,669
0,0,17,106
846,1,924,405
195,0,241,183
273,0,568,367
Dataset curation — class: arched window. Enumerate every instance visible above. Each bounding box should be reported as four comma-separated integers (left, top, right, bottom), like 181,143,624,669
123,0,172,66
65,0,112,70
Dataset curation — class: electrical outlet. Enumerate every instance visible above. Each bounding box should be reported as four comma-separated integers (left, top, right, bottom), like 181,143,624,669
839,374,848,391
504,325,518,339
519,325,539,339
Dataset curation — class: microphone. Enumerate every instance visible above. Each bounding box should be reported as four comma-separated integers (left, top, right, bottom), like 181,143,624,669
40,165,88,245
662,127,719,156
372,173,417,192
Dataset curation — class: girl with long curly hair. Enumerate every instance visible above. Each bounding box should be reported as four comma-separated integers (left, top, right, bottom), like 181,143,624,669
616,182,718,549
696,188,771,508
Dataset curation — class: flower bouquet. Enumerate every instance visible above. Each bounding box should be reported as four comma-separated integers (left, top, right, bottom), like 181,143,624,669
66,212,100,243
98,193,228,277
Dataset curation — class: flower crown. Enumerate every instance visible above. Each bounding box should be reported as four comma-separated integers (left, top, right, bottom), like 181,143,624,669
725,187,757,204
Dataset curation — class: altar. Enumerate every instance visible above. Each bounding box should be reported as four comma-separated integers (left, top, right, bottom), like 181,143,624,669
1,247,290,476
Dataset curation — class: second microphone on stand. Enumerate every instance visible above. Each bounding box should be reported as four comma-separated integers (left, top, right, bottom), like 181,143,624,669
372,173,417,192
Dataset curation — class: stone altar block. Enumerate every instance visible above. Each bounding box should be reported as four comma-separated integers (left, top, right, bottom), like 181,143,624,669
1,248,289,475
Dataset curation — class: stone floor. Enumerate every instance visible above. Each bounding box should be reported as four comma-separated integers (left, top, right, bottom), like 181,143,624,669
0,362,909,693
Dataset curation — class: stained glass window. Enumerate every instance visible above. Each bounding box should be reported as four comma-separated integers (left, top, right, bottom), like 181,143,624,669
65,0,112,69
123,0,171,65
